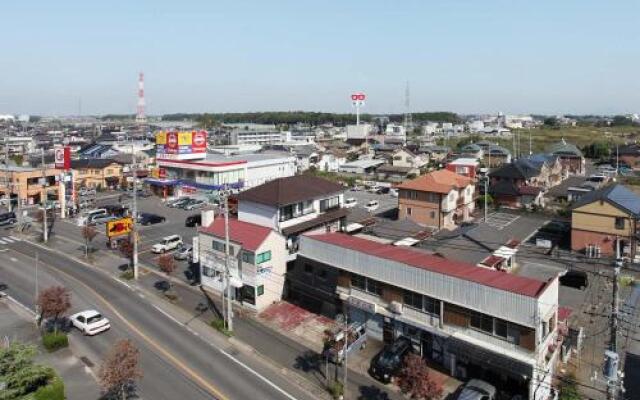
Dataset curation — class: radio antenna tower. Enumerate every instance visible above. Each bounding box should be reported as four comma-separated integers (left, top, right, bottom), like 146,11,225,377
136,72,146,124
403,81,412,130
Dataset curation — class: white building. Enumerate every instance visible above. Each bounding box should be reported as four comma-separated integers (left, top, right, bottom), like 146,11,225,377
229,124,284,146
2,136,35,155
199,216,287,311
298,232,562,400
385,123,406,140
346,124,374,140
150,153,296,197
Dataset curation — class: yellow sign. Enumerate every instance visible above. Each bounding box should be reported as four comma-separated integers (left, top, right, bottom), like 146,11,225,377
155,131,167,145
106,217,133,238
178,131,192,146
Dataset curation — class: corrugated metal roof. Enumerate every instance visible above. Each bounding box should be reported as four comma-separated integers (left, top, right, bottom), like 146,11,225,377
306,232,547,298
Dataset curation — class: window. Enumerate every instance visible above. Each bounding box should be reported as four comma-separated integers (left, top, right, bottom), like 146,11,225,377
407,207,412,216
470,311,493,333
615,217,625,230
304,263,314,275
403,290,422,309
366,278,384,296
495,319,508,339
320,196,340,212
257,285,264,296
256,251,271,264
317,268,328,281
351,274,366,290
424,296,441,316
202,266,219,278
241,251,254,264
212,241,225,252
409,191,418,200
242,285,256,305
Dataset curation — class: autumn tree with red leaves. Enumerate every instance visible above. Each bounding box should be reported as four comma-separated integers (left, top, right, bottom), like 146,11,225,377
99,339,142,400
158,254,176,286
82,224,98,257
397,353,443,400
36,286,71,331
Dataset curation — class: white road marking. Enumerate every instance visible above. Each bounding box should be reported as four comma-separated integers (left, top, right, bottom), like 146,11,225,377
151,304,184,326
6,295,36,315
3,237,14,243
8,235,21,241
10,257,18,262
0,240,6,245
219,348,299,400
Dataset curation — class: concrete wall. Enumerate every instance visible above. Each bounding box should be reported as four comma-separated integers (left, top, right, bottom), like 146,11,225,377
238,201,278,230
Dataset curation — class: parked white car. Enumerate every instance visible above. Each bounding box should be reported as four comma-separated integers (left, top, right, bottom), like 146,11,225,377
365,200,379,212
344,198,358,208
389,188,398,197
70,310,110,335
152,235,183,253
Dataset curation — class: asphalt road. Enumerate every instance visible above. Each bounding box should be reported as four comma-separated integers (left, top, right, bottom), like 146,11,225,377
0,229,317,400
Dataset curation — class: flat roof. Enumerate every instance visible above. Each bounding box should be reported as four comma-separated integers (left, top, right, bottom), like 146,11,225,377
339,159,385,168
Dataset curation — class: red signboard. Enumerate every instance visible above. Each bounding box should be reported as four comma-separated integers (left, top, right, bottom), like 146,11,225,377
165,132,179,153
191,130,207,153
351,93,365,101
54,147,71,170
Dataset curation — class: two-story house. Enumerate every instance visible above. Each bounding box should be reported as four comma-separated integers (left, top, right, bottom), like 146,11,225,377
297,232,561,400
547,140,585,176
396,169,475,230
199,217,286,311
70,158,123,190
571,184,640,258
459,143,484,160
236,175,348,257
489,157,562,208
445,158,479,179
483,145,512,169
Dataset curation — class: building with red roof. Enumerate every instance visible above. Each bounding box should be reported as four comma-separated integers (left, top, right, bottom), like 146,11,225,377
198,216,286,311
296,232,560,399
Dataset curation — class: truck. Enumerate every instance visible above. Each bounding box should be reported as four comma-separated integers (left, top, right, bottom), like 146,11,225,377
322,322,367,364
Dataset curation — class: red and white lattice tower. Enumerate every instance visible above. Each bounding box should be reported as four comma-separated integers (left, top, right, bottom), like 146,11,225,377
136,72,146,123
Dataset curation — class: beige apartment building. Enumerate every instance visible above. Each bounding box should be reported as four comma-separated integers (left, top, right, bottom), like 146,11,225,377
0,166,61,207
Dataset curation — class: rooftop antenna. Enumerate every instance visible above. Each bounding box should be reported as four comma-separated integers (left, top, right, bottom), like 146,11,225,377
136,72,146,124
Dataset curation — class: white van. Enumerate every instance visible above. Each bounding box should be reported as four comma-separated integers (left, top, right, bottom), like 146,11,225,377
152,235,183,253
86,209,108,223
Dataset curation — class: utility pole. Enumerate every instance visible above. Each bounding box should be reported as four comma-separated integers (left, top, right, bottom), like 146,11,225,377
528,127,532,156
605,257,622,400
484,177,488,222
131,147,139,280
34,252,39,323
223,189,233,333
41,149,48,243
342,311,348,399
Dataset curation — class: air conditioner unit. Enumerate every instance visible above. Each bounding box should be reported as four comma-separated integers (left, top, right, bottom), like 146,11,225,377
389,301,403,314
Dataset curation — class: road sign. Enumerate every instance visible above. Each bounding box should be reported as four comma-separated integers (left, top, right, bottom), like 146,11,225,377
106,217,133,238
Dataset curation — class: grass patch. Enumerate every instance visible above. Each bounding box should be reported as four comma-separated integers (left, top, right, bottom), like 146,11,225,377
42,331,69,352
327,380,344,400
32,375,65,400
119,270,134,280
209,318,233,337
620,275,636,287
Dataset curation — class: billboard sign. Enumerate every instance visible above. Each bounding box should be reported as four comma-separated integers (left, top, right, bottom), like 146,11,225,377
155,130,207,160
106,217,133,238
54,147,71,170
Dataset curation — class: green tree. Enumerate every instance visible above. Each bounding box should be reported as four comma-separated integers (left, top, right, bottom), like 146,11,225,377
0,342,56,398
543,117,559,127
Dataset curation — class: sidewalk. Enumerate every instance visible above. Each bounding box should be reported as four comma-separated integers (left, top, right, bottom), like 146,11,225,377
0,296,101,400
21,229,407,400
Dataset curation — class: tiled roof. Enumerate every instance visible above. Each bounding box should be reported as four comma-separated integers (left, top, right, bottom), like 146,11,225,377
306,232,548,298
572,184,640,216
237,175,344,207
199,217,273,251
70,158,119,169
396,169,471,194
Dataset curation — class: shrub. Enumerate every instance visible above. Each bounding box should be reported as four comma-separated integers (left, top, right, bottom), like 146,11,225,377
42,331,69,352
210,318,233,337
327,380,344,399
120,270,134,280
33,376,65,400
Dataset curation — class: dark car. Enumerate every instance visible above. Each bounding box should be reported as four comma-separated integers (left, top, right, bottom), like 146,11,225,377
369,337,413,383
560,270,588,290
138,213,166,226
104,205,128,217
185,214,202,227
375,187,390,194
0,212,17,227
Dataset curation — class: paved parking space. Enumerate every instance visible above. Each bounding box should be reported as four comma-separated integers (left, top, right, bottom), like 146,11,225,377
344,189,397,216
484,212,520,230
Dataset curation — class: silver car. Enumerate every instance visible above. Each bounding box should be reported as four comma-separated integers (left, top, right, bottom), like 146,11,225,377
174,245,193,261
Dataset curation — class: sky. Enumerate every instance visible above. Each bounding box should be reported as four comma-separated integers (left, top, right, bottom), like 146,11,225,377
0,0,638,116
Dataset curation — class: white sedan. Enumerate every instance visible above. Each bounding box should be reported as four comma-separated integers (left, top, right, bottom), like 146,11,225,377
365,200,379,212
70,310,111,335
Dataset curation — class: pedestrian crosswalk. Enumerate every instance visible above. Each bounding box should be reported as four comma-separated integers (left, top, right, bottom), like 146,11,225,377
0,236,21,246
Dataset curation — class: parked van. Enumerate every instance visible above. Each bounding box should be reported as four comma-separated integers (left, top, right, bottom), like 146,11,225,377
86,209,108,223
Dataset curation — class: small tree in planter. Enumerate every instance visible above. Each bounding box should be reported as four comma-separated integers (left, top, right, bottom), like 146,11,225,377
99,339,142,400
397,353,443,400
158,254,177,299
37,286,71,333
82,225,98,257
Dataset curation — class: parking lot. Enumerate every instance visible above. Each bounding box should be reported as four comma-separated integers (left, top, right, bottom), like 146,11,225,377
483,212,521,230
343,189,398,216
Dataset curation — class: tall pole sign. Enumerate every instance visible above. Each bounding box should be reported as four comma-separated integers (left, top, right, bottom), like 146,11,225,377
351,92,366,126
